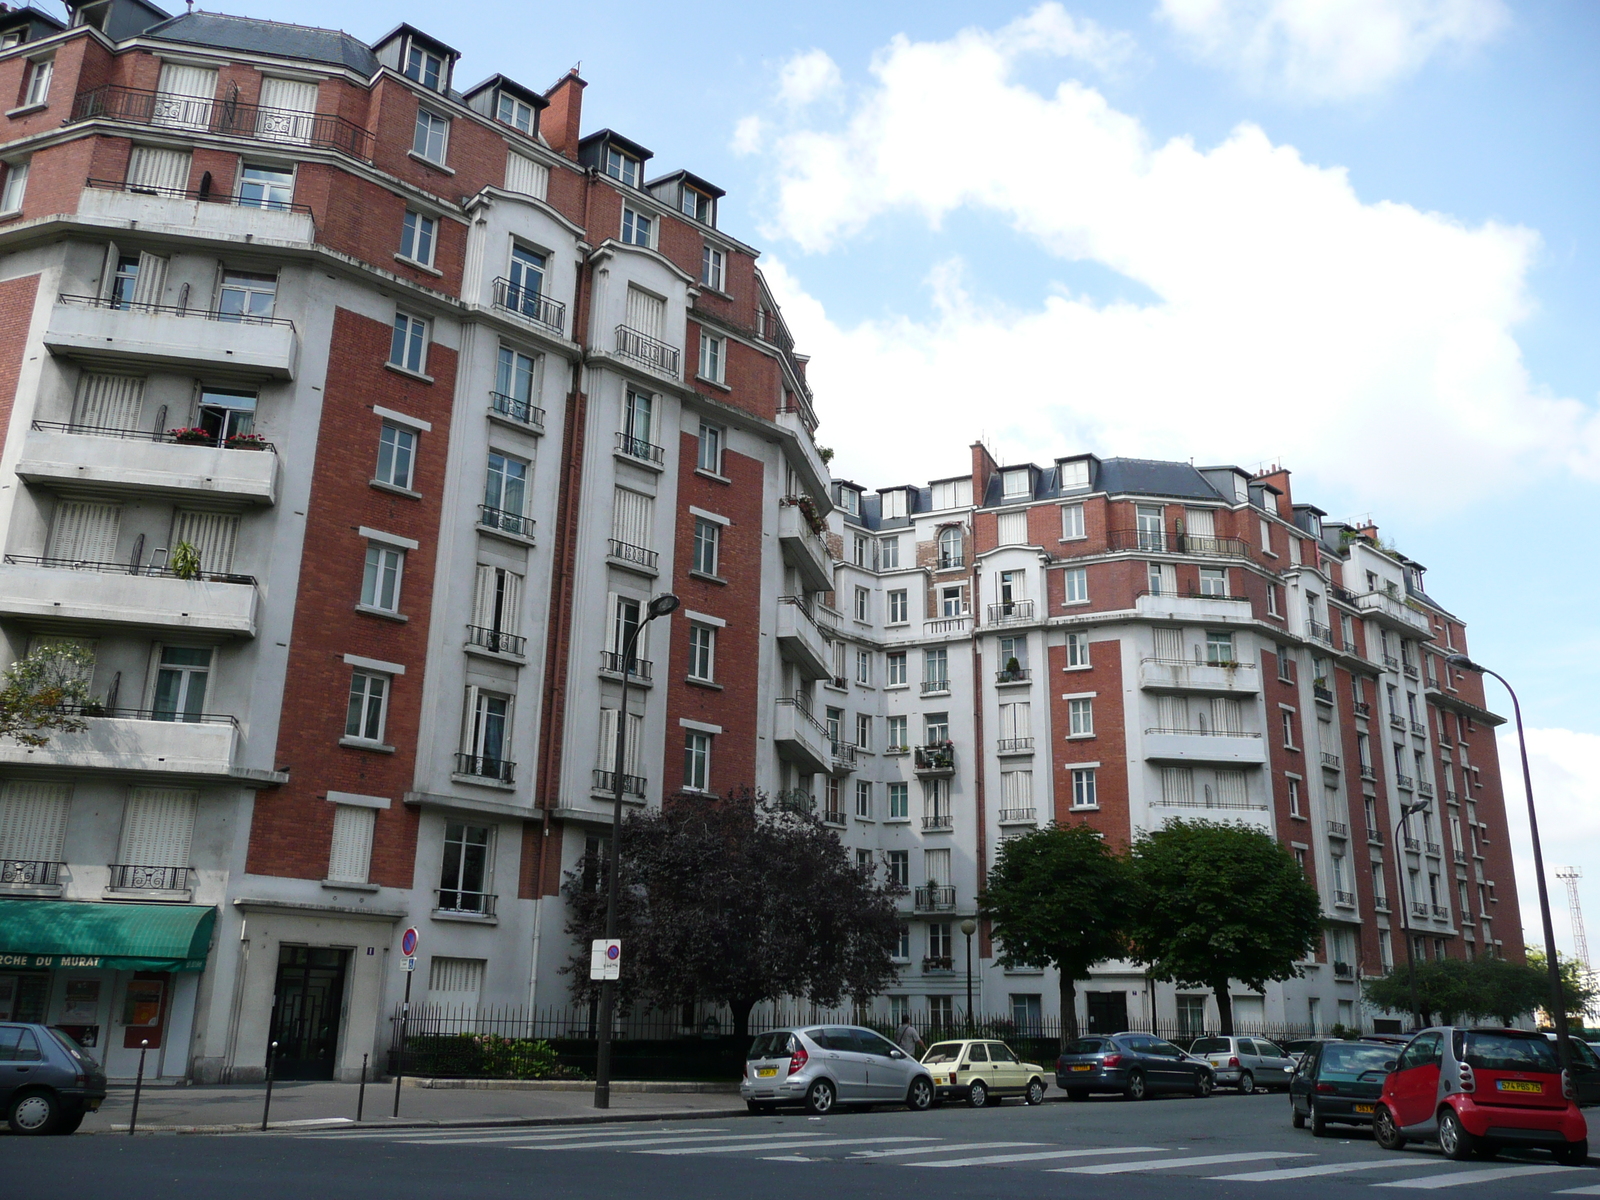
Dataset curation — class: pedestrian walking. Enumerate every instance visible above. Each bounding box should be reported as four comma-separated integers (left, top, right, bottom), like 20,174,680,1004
896,1017,925,1059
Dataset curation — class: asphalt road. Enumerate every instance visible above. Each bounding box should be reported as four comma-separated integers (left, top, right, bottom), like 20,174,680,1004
11,1089,1599,1199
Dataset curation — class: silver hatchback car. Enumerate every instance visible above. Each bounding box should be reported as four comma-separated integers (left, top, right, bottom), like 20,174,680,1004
1190,1035,1297,1093
741,1025,936,1114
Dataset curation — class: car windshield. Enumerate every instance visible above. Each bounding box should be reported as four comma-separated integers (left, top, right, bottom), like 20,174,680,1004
923,1042,965,1065
1461,1032,1560,1073
746,1032,795,1061
1190,1038,1230,1054
1320,1043,1397,1079
1061,1038,1110,1056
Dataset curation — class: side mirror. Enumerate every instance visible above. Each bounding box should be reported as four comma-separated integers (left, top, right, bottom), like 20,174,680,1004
890,1049,905,1059
1384,1060,1398,1072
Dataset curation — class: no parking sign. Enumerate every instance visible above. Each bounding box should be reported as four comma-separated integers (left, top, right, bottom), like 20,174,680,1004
590,939,621,980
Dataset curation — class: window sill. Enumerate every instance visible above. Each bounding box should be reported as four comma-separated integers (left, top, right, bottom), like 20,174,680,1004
451,772,517,791
885,621,910,629
687,569,726,585
478,522,536,548
1058,535,1089,543
1061,599,1090,607
431,909,498,924
884,816,912,824
0,208,22,224
321,878,379,893
1066,733,1096,741
1062,664,1092,672
884,683,910,691
340,737,396,754
6,102,46,119
921,689,951,699
613,446,665,474
384,362,434,384
394,253,444,278
855,814,875,824
822,681,849,694
696,374,731,392
1290,812,1308,821
355,604,408,623
1068,805,1100,813
407,149,456,175
464,643,527,665
687,676,722,690
606,553,658,579
370,478,423,500
694,468,731,485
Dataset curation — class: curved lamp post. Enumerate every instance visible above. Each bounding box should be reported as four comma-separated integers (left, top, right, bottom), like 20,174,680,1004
594,592,679,1109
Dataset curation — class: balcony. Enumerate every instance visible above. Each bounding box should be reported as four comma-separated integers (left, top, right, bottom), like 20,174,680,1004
1417,780,1435,798
914,886,956,913
1369,828,1385,845
1353,701,1371,718
0,707,239,778
18,422,279,505
1396,774,1416,791
0,859,62,893
1357,589,1434,636
1411,901,1430,918
0,556,257,637
1425,842,1442,857
1444,788,1460,805
491,277,566,338
1105,528,1261,563
1135,592,1251,623
614,324,680,379
921,956,956,974
1374,897,1391,912
434,889,498,919
1137,657,1260,695
1333,892,1356,909
1313,684,1333,704
1360,764,1377,781
921,813,953,832
107,863,191,897
1321,752,1342,771
778,501,832,592
478,505,535,543
1404,837,1422,852
1142,727,1268,766
1410,720,1427,738
920,679,951,696
1384,655,1401,672
924,615,971,636
1333,960,1355,979
454,753,515,785
1431,904,1450,921
1308,620,1332,644
488,390,545,434
1326,820,1349,838
996,737,1034,755
1389,713,1407,730
465,624,527,659
598,651,653,685
1454,850,1468,865
613,431,667,469
830,741,858,775
777,596,830,681
995,667,1031,685
606,538,659,576
72,83,373,159
998,808,1037,825
986,600,1035,626
775,695,830,775
913,742,956,777
80,178,316,242
46,294,298,380
592,768,646,798
822,807,847,829
936,554,965,572
1403,664,1420,681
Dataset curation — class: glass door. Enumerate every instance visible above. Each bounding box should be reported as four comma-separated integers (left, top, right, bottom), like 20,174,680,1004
151,647,211,721
269,946,349,1081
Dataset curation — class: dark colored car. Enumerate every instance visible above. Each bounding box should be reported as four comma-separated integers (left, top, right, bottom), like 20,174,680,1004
1289,1038,1397,1135
1055,1032,1214,1101
0,1023,107,1135
1546,1034,1600,1108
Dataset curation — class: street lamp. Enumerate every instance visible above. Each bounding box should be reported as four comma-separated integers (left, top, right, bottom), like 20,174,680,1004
594,591,679,1110
960,918,978,1031
1393,798,1432,1030
1446,653,1572,1071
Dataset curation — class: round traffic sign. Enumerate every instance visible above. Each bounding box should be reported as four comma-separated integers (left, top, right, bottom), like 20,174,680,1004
401,927,419,956
606,944,620,961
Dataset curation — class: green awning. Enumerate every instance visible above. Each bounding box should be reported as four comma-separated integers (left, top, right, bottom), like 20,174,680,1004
0,900,216,972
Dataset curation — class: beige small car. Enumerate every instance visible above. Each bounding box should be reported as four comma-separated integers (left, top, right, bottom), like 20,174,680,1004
922,1038,1049,1107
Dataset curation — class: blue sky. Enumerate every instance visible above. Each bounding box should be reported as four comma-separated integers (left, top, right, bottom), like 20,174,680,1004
118,0,1600,959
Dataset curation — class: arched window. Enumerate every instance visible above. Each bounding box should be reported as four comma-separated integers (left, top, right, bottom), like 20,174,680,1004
937,526,963,570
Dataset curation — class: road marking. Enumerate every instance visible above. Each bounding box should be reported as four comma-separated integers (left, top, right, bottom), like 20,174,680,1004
646,1136,939,1156
1216,1160,1445,1182
908,1146,1168,1168
1056,1151,1314,1175
1373,1164,1583,1189
525,1132,831,1151
390,1127,732,1146
1554,1186,1600,1195
295,1124,725,1142
851,1142,1047,1159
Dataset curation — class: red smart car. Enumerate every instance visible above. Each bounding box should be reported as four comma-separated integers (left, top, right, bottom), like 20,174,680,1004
1373,1026,1588,1164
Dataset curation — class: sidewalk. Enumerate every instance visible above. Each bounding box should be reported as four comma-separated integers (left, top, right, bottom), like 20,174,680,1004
82,1079,748,1135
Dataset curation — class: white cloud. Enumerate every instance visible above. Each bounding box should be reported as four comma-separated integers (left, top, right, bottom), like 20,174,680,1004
730,114,766,156
1157,0,1509,101
777,49,843,107
749,5,1600,509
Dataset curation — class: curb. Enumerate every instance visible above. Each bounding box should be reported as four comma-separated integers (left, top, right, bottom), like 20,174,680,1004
406,1078,739,1093
95,1106,754,1136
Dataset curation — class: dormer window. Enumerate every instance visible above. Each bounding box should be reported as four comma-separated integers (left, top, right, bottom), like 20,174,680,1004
680,186,713,224
405,43,444,91
839,487,860,516
0,30,24,49
880,489,908,520
605,146,639,188
1058,459,1090,490
497,92,535,134
1001,469,1030,501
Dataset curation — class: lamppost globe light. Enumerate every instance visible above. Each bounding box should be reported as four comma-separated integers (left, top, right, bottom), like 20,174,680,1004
960,918,978,936
647,593,681,619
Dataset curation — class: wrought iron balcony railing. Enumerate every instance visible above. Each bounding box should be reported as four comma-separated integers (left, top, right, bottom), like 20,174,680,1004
108,863,191,891
614,324,680,377
434,889,497,917
606,538,659,571
0,859,62,886
615,430,665,464
479,504,534,539
488,390,545,431
466,625,526,657
491,277,566,335
72,84,374,159
455,753,515,783
593,769,646,797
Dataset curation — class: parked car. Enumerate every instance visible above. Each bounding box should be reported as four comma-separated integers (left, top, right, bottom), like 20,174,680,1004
1189,1036,1297,1093
0,1023,107,1135
920,1038,1048,1107
741,1025,936,1114
1282,1036,1344,1066
1373,1026,1587,1163
1544,1033,1600,1108
1055,1032,1215,1101
1289,1038,1398,1135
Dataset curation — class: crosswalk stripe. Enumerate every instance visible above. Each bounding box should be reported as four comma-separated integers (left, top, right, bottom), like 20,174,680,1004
523,1132,830,1152
1554,1185,1600,1195
1055,1151,1314,1175
646,1136,940,1156
851,1142,1048,1159
1374,1164,1583,1189
907,1146,1167,1168
1216,1160,1445,1182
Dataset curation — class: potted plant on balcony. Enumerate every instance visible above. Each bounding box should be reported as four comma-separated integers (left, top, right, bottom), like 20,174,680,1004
224,432,267,451
168,426,214,445
1000,655,1023,682
780,493,827,536
169,541,202,581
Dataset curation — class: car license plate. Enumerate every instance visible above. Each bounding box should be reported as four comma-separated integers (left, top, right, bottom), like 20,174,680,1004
756,1067,777,1077
1071,1064,1093,1072
1497,1080,1543,1094
1354,1103,1375,1114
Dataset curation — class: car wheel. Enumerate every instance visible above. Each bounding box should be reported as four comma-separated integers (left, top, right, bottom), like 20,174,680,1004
1438,1108,1475,1161
1310,1101,1331,1138
8,1090,61,1135
1291,1104,1306,1129
1239,1071,1256,1095
968,1079,989,1108
1124,1070,1148,1102
1026,1078,1046,1106
1194,1072,1214,1098
1553,1139,1589,1167
1373,1105,1406,1151
906,1076,934,1112
804,1079,836,1115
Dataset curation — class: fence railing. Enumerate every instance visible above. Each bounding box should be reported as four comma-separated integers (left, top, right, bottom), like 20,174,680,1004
85,176,314,215
488,390,545,431
615,430,665,465
614,324,680,378
72,84,374,159
491,277,566,336
58,291,296,330
454,753,515,784
606,538,659,571
466,624,527,657
108,863,190,891
4,553,256,586
0,859,61,886
593,769,646,797
31,419,277,452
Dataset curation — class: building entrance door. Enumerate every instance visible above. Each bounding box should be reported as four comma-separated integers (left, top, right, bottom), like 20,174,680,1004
1086,991,1128,1034
269,946,348,1080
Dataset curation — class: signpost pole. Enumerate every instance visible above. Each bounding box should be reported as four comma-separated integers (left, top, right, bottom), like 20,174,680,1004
261,1040,278,1131
127,1039,148,1136
357,1053,368,1122
394,927,419,1118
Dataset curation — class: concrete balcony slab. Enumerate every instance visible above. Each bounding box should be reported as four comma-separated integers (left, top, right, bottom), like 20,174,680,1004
0,560,258,637
45,297,299,380
17,426,278,505
0,713,237,778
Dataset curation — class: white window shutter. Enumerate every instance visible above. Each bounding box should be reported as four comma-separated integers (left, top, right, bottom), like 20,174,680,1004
257,77,318,142
597,707,617,769
1184,507,1215,539
498,570,522,635
625,286,665,340
48,501,121,563
624,712,642,775
460,685,480,754
327,804,375,883
611,488,653,549
505,151,548,200
426,956,485,1008
154,63,217,130
472,566,496,630
996,511,1027,545
127,147,191,192
171,510,239,575
73,373,145,431
130,251,169,307
118,787,197,866
1153,627,1182,660
0,781,71,861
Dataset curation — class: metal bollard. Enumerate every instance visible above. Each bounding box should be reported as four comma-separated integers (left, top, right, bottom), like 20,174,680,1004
127,1039,149,1136
357,1053,368,1122
260,1040,278,1132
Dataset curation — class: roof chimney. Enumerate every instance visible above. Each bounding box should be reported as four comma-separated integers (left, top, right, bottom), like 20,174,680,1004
542,68,586,159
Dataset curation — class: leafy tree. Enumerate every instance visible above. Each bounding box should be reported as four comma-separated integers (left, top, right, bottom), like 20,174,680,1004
0,643,92,747
981,823,1136,1040
1525,947,1598,1028
1360,953,1594,1027
561,788,904,1038
1128,819,1323,1034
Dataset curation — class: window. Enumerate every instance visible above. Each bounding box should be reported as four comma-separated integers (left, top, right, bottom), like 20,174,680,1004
886,652,907,686
462,689,511,777
390,311,428,373
940,587,964,617
345,670,389,743
483,452,530,535
698,332,725,383
328,804,376,884
681,185,713,223
1066,631,1090,668
361,543,404,612
881,489,908,519
1136,504,1165,551
687,623,715,681
1206,631,1235,666
23,58,51,107
998,635,1028,677
888,783,909,820
623,388,654,448
1061,503,1085,539
852,534,869,567
412,108,449,163
701,245,724,290
604,145,639,187
1278,652,1293,683
1267,585,1281,617
404,43,444,89
1071,768,1097,810
1002,468,1031,500
856,848,874,871
887,849,909,885
880,537,900,569
1281,709,1297,748
1068,698,1094,736
855,649,872,686
925,712,949,743
505,151,548,199
238,163,294,210
399,210,437,265
888,589,908,624
923,648,949,690
494,345,540,423
217,269,276,321
886,715,908,751
683,731,711,792
438,822,491,912
692,518,720,576
152,646,210,722
855,780,872,819
696,422,723,473
838,487,860,516
1287,776,1302,816
621,207,652,247
496,91,535,133
922,779,950,826
937,526,963,569
376,422,416,490
195,386,256,444
1199,567,1227,597
854,586,869,621
1063,567,1088,604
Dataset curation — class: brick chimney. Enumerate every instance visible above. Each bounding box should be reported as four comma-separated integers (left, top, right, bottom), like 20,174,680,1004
1253,467,1292,519
970,441,999,508
542,69,586,159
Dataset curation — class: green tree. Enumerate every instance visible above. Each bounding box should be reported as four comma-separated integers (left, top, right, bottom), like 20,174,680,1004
981,823,1136,1040
1129,819,1323,1034
1361,958,1476,1026
0,642,92,747
561,788,904,1039
1525,947,1598,1028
